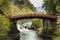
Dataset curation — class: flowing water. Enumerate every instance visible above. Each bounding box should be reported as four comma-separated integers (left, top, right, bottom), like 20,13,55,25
17,20,43,40
17,24,43,40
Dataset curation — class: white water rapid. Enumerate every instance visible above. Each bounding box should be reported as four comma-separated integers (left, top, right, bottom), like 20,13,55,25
17,20,42,40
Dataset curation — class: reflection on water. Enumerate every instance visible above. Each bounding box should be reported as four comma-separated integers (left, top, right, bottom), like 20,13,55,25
17,20,43,40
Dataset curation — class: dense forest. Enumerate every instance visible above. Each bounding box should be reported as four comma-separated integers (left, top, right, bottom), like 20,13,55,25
0,0,60,40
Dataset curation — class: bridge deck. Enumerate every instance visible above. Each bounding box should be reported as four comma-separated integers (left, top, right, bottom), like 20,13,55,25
6,14,58,20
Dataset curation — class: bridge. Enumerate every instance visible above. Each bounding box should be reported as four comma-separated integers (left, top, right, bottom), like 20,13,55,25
7,13,58,20
6,13,58,31
6,13,59,29
7,13,59,40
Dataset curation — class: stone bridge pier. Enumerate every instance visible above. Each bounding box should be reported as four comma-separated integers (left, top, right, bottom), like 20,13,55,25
41,19,57,40
8,20,20,40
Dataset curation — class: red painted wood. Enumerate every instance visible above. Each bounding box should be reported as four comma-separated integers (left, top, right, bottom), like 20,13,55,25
6,14,58,20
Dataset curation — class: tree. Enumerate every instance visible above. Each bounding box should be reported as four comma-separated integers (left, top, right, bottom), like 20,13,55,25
56,0,60,15
32,19,43,31
0,0,11,16
0,14,10,40
14,0,36,11
43,0,60,16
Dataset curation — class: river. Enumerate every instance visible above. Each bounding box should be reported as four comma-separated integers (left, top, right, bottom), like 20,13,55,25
17,20,43,40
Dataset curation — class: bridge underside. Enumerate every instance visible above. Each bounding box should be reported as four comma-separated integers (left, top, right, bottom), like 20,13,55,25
10,16,57,21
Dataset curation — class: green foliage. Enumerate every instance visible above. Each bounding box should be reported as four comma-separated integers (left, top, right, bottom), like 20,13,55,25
57,19,60,24
55,19,60,35
32,19,42,27
0,0,36,16
55,0,60,15
32,19,43,31
14,0,36,11
0,14,10,39
56,6,60,13
53,28,60,40
0,0,11,16
9,3,33,16
53,19,60,40
0,0,5,6
23,0,36,11
43,0,60,15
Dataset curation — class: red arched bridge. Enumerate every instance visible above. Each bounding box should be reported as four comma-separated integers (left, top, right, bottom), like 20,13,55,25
6,13,59,30
6,13,58,20
7,13,59,40
7,13,60,39
6,13,58,30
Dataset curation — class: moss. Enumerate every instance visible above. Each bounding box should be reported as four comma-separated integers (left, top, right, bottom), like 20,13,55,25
54,37,60,40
